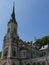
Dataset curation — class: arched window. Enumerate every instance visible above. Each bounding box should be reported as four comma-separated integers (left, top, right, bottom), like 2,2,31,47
12,48,16,56
4,48,8,57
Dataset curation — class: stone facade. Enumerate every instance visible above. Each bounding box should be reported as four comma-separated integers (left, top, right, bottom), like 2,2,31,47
0,5,49,65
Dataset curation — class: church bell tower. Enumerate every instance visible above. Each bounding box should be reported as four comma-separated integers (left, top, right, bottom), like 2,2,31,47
1,4,19,65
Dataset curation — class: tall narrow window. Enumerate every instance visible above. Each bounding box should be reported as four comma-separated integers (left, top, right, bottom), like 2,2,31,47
4,48,8,57
12,48,16,56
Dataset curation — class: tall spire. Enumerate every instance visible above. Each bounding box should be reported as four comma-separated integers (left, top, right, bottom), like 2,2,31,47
8,2,17,25
11,2,15,20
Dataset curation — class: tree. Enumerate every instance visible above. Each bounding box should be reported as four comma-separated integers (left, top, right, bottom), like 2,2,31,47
32,36,49,49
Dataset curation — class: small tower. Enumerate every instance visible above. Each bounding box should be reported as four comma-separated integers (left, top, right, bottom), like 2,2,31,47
1,4,19,65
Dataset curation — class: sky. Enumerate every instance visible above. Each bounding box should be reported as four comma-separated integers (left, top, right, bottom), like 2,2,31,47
0,0,49,51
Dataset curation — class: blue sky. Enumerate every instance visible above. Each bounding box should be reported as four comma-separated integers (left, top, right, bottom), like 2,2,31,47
0,0,49,51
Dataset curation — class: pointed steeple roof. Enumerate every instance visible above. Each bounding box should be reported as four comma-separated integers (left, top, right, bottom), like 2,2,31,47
11,2,15,20
8,2,17,25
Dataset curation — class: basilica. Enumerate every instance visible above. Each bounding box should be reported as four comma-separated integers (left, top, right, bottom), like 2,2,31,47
0,5,49,65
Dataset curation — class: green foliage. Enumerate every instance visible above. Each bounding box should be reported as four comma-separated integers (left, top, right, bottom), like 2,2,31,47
27,41,32,46
34,36,49,48
27,36,49,49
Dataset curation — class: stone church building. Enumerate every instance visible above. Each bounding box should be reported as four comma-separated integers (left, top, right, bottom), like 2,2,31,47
0,5,49,65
